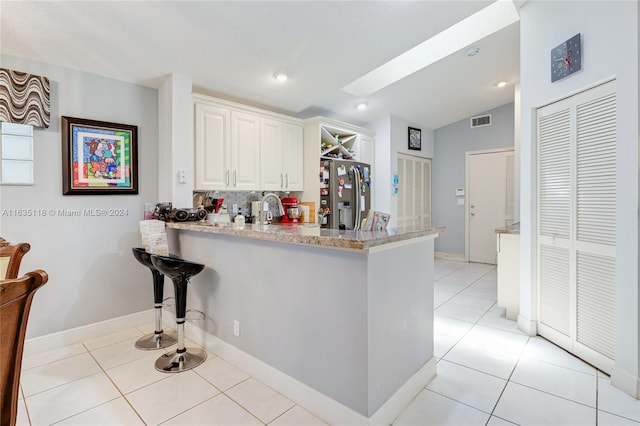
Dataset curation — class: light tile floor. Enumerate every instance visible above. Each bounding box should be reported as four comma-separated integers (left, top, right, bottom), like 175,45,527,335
16,260,640,425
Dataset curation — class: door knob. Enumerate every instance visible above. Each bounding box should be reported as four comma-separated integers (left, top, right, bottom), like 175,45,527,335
471,212,476,216
471,205,476,209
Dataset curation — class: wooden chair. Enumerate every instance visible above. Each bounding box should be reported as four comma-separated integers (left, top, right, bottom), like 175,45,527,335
0,269,48,426
0,238,31,279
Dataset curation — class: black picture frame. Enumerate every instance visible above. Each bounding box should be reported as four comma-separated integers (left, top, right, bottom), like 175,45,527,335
61,116,138,195
408,127,421,151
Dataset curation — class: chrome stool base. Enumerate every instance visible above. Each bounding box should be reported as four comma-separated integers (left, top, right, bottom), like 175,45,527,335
155,347,207,372
135,330,177,350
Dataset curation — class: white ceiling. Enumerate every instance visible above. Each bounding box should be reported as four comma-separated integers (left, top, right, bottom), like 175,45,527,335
0,1,520,129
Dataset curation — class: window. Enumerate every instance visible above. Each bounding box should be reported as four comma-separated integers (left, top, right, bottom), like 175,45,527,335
1,122,34,185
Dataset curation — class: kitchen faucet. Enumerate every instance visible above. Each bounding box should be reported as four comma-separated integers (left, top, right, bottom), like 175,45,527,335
260,193,285,224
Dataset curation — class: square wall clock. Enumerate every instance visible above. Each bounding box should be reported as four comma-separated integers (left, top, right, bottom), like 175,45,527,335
551,33,581,82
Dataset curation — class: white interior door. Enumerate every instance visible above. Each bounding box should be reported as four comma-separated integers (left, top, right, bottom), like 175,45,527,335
537,80,617,373
467,149,513,264
397,154,431,227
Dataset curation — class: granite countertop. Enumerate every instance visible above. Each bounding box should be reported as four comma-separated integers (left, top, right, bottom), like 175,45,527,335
166,221,444,252
495,222,520,235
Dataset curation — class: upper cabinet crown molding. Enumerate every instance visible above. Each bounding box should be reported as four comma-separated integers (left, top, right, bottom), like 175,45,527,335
193,93,303,125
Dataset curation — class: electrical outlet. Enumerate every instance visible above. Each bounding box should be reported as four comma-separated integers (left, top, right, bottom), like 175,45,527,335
233,320,240,337
232,204,238,214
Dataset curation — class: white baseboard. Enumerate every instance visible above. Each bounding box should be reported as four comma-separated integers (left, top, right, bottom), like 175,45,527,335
23,309,154,357
183,320,437,426
434,252,467,262
517,314,537,336
611,366,640,399
368,357,437,426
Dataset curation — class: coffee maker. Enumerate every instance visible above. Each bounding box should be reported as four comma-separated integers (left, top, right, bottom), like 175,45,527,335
281,197,301,224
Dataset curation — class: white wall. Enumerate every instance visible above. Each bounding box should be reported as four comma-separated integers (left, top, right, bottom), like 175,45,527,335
158,73,194,208
370,116,391,216
518,1,639,396
0,55,160,338
369,115,434,229
432,102,515,255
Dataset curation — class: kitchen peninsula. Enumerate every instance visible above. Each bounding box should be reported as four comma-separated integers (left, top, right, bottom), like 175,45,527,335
165,221,442,424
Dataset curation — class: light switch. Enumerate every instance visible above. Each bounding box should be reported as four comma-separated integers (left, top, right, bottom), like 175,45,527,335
457,198,465,206
178,169,186,184
456,188,465,196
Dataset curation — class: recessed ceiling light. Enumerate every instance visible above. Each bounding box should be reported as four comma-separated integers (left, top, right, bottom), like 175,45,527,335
273,72,289,82
356,102,368,111
496,81,507,88
466,47,481,57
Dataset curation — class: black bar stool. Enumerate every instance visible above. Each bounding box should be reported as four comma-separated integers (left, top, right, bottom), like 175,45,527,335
150,254,207,372
131,248,177,350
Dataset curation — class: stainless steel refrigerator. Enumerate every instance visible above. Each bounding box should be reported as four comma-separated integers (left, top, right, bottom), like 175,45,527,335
319,159,372,230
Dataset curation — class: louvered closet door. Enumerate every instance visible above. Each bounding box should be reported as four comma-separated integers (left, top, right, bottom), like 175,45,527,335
397,154,432,227
573,85,616,369
536,80,616,373
537,104,572,344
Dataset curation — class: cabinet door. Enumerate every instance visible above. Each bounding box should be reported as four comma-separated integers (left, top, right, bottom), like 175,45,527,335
356,135,374,166
260,118,284,190
195,103,230,190
283,123,303,190
231,111,260,190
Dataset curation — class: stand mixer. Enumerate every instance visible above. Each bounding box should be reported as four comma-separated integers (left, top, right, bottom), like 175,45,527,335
281,197,301,224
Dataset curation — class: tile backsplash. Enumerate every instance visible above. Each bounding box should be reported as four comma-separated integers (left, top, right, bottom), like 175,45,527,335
192,190,301,217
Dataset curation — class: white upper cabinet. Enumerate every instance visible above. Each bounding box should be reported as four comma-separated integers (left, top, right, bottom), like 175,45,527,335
356,135,374,167
231,111,260,191
194,103,230,190
260,118,284,190
283,123,303,190
260,120,303,191
194,94,303,191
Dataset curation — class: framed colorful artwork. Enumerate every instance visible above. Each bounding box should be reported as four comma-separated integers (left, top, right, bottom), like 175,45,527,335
61,116,138,195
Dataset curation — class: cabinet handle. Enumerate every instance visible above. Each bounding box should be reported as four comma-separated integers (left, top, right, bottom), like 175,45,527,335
233,171,237,186
285,174,289,188
226,170,230,186
280,173,283,188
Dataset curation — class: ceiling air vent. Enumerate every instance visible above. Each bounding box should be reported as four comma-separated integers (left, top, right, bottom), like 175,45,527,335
471,114,492,128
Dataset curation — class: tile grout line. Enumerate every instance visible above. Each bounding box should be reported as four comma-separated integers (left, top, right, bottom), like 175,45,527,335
484,333,531,425
82,340,149,426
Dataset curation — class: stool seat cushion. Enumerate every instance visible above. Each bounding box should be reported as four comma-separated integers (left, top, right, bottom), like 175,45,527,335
132,247,155,269
150,255,204,280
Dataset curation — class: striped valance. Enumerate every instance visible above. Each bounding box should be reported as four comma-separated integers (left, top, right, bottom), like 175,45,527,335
0,68,50,128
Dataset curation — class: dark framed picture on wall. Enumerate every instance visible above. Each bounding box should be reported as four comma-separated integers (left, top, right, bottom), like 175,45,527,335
61,116,138,195
408,127,421,151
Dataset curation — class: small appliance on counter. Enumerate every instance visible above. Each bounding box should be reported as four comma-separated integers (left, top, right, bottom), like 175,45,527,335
170,207,207,222
281,197,301,224
152,202,207,222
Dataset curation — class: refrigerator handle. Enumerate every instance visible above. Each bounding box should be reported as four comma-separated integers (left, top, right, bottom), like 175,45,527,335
352,166,361,231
